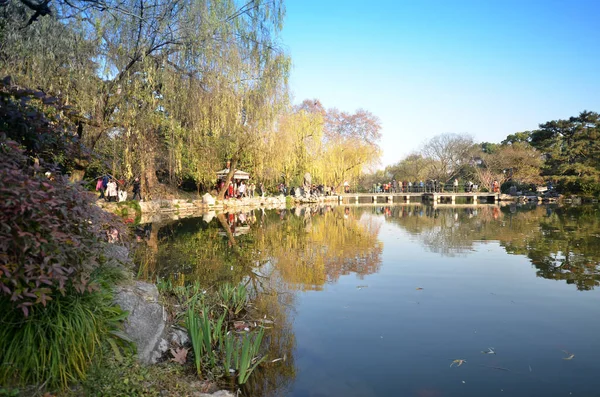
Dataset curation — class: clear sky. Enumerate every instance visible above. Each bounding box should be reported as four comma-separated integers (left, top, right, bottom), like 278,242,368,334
280,0,600,167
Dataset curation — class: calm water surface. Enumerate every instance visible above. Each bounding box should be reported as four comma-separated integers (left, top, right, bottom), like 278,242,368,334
136,204,600,397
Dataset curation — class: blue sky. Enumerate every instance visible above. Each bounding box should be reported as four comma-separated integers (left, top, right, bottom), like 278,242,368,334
280,0,600,166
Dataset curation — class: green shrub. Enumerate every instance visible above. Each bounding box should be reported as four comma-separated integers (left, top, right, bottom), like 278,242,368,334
0,139,125,316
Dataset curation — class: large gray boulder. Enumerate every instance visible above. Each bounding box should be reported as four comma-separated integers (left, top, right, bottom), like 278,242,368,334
114,281,168,364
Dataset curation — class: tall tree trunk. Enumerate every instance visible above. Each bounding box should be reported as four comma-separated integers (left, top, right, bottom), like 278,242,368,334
217,156,238,200
143,149,160,199
69,157,89,182
69,169,86,183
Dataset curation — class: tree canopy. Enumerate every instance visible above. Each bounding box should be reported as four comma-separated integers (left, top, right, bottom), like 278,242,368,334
1,0,383,195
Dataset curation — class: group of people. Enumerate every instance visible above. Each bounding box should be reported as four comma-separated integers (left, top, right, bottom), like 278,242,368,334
96,175,141,202
373,179,499,194
375,180,423,193
221,180,262,199
279,184,335,197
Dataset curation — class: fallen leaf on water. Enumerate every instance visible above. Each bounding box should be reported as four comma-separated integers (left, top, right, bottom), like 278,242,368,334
416,287,424,290
562,350,575,360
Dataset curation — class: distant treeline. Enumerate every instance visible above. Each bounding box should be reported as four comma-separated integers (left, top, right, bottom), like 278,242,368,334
363,111,600,195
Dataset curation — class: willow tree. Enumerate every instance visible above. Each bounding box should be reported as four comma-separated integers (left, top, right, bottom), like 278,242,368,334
265,108,323,186
0,2,102,180
133,0,291,197
1,0,290,195
318,108,382,189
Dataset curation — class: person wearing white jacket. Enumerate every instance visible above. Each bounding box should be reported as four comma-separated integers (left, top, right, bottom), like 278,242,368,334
106,179,118,202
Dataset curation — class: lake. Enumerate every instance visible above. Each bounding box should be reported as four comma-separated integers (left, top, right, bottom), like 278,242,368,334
135,204,600,397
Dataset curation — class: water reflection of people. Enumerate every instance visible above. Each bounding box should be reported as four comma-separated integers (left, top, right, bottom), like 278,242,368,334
238,211,247,224
493,207,499,220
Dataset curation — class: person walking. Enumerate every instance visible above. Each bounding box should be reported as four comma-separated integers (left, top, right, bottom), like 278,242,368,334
238,181,247,198
453,178,459,193
106,178,118,202
96,177,105,199
132,177,142,201
102,175,109,201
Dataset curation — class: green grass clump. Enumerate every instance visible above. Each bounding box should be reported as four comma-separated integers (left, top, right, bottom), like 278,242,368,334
225,326,266,384
0,265,128,390
219,283,248,317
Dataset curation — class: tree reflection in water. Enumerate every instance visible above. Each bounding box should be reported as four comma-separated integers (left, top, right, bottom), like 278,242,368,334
133,205,383,396
381,204,600,290
133,203,600,395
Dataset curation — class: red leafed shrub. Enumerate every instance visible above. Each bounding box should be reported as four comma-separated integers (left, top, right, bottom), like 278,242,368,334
0,139,124,316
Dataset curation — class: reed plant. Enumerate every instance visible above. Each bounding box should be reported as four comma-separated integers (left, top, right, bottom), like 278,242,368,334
219,283,248,316
185,307,204,376
185,304,266,384
223,327,267,384
182,283,268,385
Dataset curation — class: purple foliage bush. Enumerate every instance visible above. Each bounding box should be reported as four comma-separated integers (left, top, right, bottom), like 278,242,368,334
0,76,125,316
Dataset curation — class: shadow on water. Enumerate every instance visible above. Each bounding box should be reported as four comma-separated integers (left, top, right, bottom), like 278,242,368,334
133,203,600,396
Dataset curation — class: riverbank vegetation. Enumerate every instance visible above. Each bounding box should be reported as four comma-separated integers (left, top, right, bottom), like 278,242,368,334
0,2,381,389
0,79,129,391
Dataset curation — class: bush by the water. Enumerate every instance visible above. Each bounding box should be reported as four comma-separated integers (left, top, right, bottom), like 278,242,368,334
0,79,128,390
0,139,124,315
